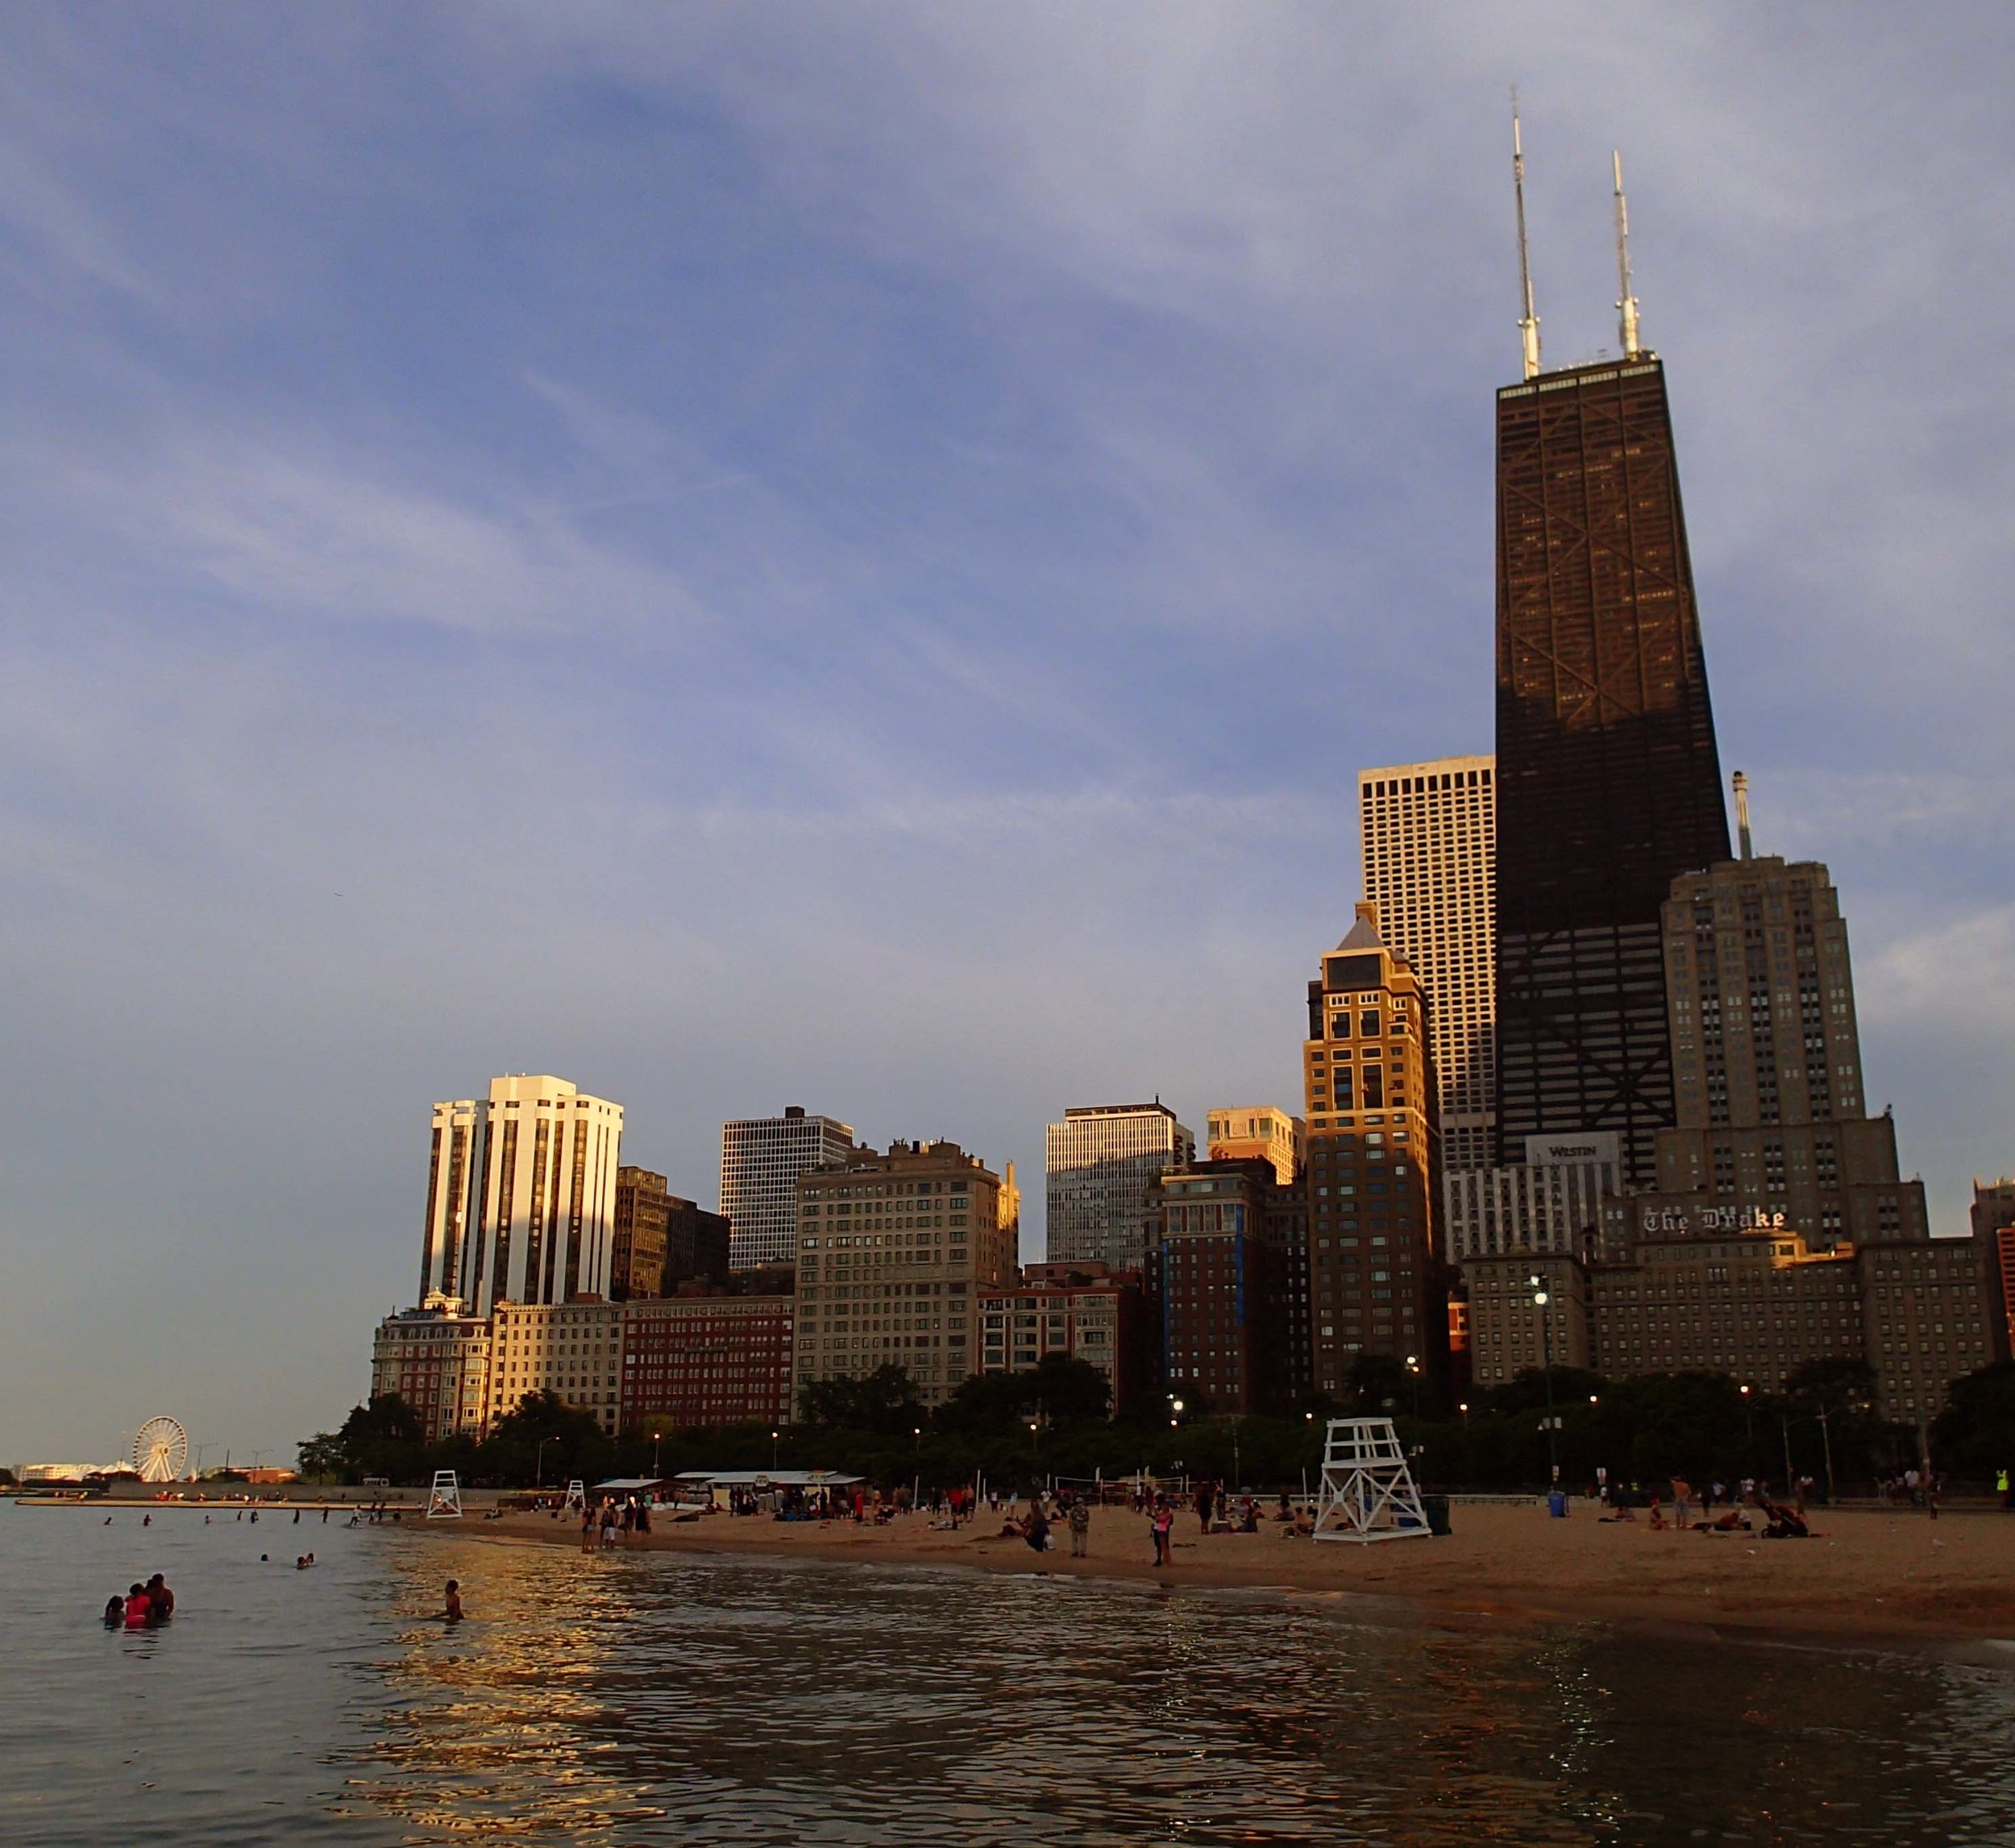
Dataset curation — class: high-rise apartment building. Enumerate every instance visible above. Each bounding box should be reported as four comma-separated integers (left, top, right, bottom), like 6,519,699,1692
721,1107,855,1271
613,1167,733,1298
1444,1132,1622,1263
1301,903,1445,1392
1494,355,1730,1188
792,1140,1019,1407
1152,1158,1302,1413
1204,1106,1303,1186
1045,1103,1195,1270
1972,1180,2015,1355
1360,757,1496,1174
420,1075,624,1315
1640,851,1924,1250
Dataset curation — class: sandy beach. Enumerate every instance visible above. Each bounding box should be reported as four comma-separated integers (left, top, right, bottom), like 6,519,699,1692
409,1497,2015,1642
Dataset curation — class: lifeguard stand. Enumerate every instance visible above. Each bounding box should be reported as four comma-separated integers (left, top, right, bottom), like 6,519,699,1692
563,1478,587,1513
1312,1418,1429,1543
425,1470,463,1520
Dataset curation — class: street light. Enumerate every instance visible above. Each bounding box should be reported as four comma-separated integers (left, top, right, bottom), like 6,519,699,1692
771,1429,780,1471
650,1431,663,1479
1405,1354,1421,1421
913,1426,923,1455
1457,1402,1469,1427
536,1435,555,1489
1531,1277,1558,1483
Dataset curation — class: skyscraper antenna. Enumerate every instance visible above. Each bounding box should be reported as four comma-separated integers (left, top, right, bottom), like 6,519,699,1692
1511,92,1541,380
1613,149,1642,359
1732,770,1753,860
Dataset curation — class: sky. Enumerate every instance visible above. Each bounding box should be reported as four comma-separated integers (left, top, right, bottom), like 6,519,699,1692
4,4,2013,1464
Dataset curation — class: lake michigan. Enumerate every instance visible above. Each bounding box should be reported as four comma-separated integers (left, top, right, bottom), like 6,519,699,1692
3,1502,2013,1845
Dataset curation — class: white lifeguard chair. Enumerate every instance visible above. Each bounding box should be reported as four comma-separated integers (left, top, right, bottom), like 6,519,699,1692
425,1470,463,1520
562,1478,587,1513
1312,1417,1430,1543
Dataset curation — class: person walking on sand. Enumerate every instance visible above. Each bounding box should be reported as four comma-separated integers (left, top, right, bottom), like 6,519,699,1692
1069,1493,1091,1559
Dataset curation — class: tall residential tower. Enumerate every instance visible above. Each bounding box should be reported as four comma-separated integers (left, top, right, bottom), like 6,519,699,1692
1045,1103,1195,1270
1360,756,1496,1174
720,1107,856,1270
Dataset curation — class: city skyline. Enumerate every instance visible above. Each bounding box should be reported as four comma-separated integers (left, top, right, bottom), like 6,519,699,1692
6,9,2015,1460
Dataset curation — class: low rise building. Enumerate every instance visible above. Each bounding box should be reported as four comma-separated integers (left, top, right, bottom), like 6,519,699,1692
371,1306,491,1443
978,1261,1149,1411
621,1293,794,1430
793,1139,1019,1409
487,1298,624,1434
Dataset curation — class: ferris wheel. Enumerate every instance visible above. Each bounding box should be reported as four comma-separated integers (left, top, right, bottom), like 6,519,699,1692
132,1415,189,1483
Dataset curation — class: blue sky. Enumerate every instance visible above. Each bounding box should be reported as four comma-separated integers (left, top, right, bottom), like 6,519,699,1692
4,5,2013,1462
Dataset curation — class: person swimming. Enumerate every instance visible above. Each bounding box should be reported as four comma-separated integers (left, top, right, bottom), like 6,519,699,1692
104,1595,125,1626
123,1584,151,1628
145,1574,175,1618
443,1580,463,1622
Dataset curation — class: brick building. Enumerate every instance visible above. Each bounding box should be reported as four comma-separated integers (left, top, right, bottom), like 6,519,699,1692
621,1293,794,1430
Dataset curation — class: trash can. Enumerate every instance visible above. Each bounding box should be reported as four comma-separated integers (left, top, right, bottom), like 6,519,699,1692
1547,1489,1568,1519
1423,1494,1452,1536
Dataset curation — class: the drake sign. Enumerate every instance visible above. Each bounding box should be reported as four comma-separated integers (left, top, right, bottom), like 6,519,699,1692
1641,1205,1787,1234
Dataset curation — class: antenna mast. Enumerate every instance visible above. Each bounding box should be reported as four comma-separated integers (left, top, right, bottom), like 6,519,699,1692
1732,770,1753,861
1511,93,1541,380
1613,149,1641,359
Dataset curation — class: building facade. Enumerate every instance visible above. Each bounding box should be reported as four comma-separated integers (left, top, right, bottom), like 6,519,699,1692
1301,903,1445,1394
1443,1132,1622,1263
1360,756,1497,1174
1973,1179,2015,1354
420,1074,625,1315
370,1307,492,1444
1494,356,1730,1188
1204,1106,1303,1186
1152,1160,1295,1414
978,1262,1149,1412
721,1107,855,1271
1045,1103,1196,1270
613,1167,734,1299
620,1293,795,1430
793,1140,1019,1409
486,1298,624,1435
1463,1252,1593,1384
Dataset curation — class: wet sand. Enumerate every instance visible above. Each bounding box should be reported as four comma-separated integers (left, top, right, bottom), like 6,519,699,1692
422,1498,2015,1640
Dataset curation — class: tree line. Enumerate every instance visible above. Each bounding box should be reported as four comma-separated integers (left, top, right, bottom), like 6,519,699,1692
297,1352,2015,1497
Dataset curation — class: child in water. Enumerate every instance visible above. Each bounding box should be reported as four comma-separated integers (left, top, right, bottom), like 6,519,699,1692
443,1580,463,1622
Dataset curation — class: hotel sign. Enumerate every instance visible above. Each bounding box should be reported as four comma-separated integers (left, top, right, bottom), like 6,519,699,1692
1641,1206,1788,1234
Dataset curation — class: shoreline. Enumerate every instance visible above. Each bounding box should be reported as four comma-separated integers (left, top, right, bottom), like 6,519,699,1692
388,1499,2015,1647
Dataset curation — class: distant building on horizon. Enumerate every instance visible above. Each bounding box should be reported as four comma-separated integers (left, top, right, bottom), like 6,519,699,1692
720,1107,855,1271
1360,756,1496,1177
1045,1103,1194,1271
419,1074,624,1316
1205,1105,1303,1186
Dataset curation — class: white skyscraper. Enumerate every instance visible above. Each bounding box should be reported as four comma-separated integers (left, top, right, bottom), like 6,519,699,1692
420,1074,625,1316
1359,756,1497,1174
721,1107,857,1270
1045,1103,1194,1270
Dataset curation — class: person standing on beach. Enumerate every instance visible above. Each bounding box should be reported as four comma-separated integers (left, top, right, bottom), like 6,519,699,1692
1670,1478,1693,1529
1151,1500,1174,1567
1068,1493,1091,1559
580,1504,596,1553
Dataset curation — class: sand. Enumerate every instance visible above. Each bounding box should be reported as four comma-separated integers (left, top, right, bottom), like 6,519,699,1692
420,1497,2015,1642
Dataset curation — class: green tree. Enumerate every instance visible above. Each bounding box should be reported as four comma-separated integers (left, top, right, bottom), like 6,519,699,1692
297,1433,345,1483
1931,1360,2015,1483
479,1389,612,1487
798,1364,926,1435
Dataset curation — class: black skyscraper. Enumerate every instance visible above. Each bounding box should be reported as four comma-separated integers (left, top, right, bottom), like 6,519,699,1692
1494,354,1730,1186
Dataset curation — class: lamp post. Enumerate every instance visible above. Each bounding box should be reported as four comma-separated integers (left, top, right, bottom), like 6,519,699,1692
650,1431,663,1479
913,1426,923,1455
771,1429,780,1472
1457,1402,1469,1428
1531,1277,1557,1483
535,1435,555,1489
1405,1354,1421,1421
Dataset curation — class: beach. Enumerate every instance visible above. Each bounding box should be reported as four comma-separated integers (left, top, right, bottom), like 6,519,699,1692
413,1495,2015,1640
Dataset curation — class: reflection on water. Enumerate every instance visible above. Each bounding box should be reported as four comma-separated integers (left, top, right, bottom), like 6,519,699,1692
3,1504,2013,1845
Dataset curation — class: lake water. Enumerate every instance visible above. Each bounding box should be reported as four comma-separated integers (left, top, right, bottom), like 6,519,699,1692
3,1502,2014,1846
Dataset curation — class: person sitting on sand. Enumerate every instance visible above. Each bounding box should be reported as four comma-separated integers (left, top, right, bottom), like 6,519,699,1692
1646,1497,1666,1530
1287,1505,1315,1538
1024,1505,1051,1554
444,1580,463,1622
